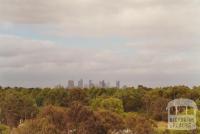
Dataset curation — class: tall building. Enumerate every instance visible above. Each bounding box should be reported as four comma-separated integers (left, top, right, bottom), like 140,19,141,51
68,80,74,89
99,80,106,88
102,80,106,88
99,81,102,88
106,81,110,88
78,79,83,89
89,80,94,88
116,81,120,88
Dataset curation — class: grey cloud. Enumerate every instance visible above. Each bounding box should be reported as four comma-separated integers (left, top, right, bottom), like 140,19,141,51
0,35,199,87
0,35,130,86
0,0,200,87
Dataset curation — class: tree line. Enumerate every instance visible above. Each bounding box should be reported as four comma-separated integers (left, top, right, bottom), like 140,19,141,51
0,85,200,134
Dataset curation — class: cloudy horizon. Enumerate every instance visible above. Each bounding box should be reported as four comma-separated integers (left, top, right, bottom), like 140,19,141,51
0,0,200,87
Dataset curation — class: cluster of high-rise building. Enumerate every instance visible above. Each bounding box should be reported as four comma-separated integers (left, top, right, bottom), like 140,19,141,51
67,79,120,89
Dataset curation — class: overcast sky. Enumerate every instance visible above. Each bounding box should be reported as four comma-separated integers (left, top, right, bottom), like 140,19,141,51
0,0,200,87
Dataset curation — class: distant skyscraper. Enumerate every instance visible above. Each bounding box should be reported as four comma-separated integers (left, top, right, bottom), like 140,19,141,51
78,79,83,89
116,81,120,88
106,81,110,88
89,80,94,88
102,80,106,88
99,80,106,88
99,81,102,88
68,80,74,89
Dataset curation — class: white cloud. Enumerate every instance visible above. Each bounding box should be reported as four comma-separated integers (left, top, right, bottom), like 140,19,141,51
0,0,199,37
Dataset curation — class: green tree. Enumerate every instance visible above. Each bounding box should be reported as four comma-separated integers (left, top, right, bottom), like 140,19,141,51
115,89,144,112
13,105,69,134
0,91,38,127
96,110,125,133
68,89,88,104
125,113,156,134
90,97,124,113
68,102,106,134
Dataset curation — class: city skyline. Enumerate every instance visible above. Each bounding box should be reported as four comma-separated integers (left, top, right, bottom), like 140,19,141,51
68,79,122,89
0,0,200,87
